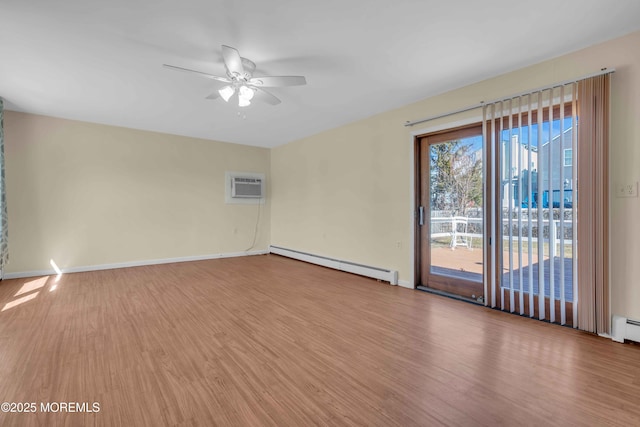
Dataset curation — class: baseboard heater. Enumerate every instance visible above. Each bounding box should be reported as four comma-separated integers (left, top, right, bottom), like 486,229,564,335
269,245,398,285
612,315,640,343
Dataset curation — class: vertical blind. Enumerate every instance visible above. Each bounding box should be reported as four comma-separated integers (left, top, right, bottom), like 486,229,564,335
576,74,611,334
482,73,611,333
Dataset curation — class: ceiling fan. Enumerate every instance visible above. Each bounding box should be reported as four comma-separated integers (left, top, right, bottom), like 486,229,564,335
163,45,306,107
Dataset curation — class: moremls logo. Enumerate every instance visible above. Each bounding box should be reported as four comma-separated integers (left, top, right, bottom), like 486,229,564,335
40,402,101,413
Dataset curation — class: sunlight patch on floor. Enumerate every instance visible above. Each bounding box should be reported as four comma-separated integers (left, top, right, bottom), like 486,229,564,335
15,276,49,297
2,292,39,312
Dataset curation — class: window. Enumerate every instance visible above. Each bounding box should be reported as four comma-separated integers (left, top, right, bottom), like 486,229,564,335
564,148,572,166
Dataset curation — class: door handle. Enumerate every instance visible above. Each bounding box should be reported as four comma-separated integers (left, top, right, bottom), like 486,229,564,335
419,206,425,226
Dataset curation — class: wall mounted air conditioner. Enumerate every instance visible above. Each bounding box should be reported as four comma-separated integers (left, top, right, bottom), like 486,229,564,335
225,172,265,204
232,176,263,198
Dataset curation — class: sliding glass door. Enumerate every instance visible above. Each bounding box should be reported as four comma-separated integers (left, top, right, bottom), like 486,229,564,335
415,98,576,318
417,125,485,302
487,90,576,325
416,75,609,332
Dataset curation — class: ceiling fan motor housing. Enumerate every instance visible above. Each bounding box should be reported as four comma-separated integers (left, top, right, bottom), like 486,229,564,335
234,58,256,80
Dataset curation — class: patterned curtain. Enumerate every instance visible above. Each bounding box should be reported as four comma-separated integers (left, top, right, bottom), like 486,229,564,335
0,99,8,278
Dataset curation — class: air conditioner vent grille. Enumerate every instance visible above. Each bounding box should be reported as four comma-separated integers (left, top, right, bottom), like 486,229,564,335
231,176,263,198
225,172,265,203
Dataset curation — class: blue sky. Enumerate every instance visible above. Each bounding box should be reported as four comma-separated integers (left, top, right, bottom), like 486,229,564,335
461,117,574,152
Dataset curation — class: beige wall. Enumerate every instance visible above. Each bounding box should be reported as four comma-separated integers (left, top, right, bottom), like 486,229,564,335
5,112,270,274
271,30,640,321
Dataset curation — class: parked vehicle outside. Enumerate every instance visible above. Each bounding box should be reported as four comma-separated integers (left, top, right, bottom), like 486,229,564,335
521,189,573,209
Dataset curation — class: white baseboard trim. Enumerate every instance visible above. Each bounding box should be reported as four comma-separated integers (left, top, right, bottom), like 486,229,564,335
269,245,398,285
2,249,269,280
397,279,413,289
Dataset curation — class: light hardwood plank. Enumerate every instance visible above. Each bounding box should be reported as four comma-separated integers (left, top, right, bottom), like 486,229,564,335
0,254,638,426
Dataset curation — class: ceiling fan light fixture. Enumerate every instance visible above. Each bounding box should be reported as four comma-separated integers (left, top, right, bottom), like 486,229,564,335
239,85,255,101
238,97,251,107
218,85,235,102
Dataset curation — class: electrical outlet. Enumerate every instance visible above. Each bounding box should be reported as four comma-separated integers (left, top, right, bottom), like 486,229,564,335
617,182,638,198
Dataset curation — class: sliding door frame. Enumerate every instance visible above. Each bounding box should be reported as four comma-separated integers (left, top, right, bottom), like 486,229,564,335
410,116,485,289
414,122,490,300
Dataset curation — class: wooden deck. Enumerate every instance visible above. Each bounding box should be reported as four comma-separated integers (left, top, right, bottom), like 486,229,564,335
431,247,574,301
502,257,574,301
0,254,638,426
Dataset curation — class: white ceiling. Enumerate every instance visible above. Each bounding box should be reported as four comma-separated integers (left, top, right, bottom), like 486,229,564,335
1,0,639,148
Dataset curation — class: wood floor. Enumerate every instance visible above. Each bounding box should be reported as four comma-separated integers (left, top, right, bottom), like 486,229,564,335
0,254,639,426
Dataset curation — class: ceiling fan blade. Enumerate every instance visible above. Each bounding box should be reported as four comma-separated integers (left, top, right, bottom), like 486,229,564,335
221,45,244,76
205,91,220,100
252,88,281,105
249,76,307,87
163,64,230,83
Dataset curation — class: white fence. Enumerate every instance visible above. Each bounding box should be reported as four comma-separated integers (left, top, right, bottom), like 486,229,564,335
430,215,573,253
